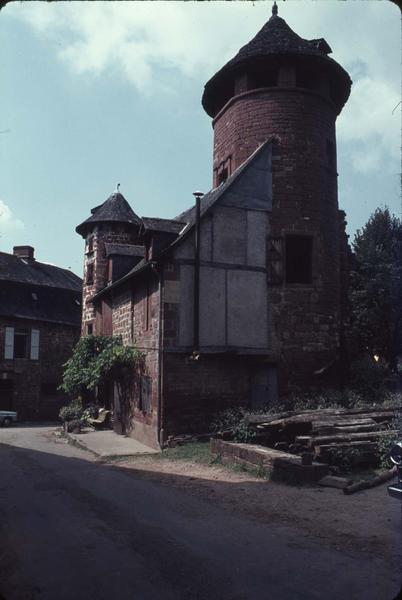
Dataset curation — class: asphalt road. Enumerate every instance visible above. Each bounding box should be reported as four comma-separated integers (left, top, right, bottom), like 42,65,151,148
0,426,400,600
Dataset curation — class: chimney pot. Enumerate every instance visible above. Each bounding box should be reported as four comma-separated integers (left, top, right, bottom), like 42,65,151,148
13,246,35,261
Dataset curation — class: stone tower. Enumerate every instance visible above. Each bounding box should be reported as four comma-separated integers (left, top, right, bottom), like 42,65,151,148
76,191,142,335
202,4,352,387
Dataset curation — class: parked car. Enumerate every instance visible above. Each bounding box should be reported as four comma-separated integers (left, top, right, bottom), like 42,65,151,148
0,410,18,427
388,442,402,500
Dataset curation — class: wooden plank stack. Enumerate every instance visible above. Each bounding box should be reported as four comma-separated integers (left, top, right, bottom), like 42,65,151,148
246,406,401,467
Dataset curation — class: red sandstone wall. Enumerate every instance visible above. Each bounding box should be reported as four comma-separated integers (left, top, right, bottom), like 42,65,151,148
162,353,250,438
81,225,137,333
108,274,161,448
213,88,342,390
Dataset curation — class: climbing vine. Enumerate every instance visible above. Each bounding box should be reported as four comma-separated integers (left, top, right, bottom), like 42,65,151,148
59,335,143,400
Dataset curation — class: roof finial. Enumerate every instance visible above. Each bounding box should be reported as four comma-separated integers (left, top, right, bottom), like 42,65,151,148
272,1,278,16
116,183,120,192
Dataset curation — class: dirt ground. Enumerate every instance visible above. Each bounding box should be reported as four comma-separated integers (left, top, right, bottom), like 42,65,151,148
112,453,402,566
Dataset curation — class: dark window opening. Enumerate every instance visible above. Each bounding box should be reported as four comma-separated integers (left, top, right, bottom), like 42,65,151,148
296,69,318,91
41,382,58,396
14,329,30,359
249,69,278,90
326,139,335,169
86,263,94,284
87,237,94,253
217,168,228,185
87,323,93,335
139,375,152,414
285,235,313,284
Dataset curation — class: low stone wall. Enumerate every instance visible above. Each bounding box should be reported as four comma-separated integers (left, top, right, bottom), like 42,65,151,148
210,438,328,485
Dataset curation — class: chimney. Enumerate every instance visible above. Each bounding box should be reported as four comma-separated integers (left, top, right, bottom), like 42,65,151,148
13,246,35,261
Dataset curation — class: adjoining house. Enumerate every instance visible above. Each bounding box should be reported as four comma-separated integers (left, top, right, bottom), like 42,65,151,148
0,246,82,421
76,5,352,449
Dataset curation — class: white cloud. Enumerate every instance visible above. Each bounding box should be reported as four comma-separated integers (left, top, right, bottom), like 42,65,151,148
0,200,24,231
337,77,400,174
5,1,400,172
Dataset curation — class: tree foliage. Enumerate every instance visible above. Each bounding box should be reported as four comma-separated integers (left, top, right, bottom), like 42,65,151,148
349,207,402,371
60,335,143,399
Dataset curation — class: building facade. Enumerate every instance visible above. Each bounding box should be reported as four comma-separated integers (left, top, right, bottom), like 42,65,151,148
76,6,352,448
0,246,82,421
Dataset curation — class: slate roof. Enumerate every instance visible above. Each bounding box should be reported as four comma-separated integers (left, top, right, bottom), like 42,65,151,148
76,192,142,237
226,13,332,69
0,280,81,326
202,9,351,117
104,244,144,258
0,251,82,292
140,217,187,235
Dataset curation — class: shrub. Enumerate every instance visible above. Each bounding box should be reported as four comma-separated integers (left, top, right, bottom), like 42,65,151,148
59,399,83,423
377,410,402,469
59,335,143,399
210,408,256,443
349,356,388,400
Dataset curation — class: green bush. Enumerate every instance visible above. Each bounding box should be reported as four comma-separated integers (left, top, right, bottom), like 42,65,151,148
377,411,402,469
349,356,388,399
59,335,143,399
210,408,256,443
59,399,83,423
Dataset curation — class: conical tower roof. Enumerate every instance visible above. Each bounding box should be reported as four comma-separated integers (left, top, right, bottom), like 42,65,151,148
226,11,332,68
202,4,351,117
76,192,142,237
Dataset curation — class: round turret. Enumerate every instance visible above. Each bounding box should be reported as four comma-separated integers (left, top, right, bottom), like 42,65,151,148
202,4,352,386
76,191,142,334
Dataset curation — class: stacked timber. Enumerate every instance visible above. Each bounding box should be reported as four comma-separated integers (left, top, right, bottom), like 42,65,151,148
246,406,401,467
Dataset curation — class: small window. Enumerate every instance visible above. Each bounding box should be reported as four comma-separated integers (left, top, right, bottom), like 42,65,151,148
217,168,228,185
86,263,94,285
87,323,93,335
249,69,278,90
87,237,94,253
139,375,152,414
285,235,313,284
14,329,30,359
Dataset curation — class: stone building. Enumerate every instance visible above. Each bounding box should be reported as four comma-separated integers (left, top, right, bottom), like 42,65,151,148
76,5,351,448
0,246,82,420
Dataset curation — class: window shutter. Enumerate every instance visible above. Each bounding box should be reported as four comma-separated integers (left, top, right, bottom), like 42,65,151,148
30,329,40,360
4,327,14,359
268,237,284,284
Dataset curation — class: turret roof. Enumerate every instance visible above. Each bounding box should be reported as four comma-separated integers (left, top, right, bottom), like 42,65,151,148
202,5,351,117
225,12,332,70
76,192,142,237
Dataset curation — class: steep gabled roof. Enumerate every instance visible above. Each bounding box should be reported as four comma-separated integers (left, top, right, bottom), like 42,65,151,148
89,140,272,302
0,251,82,291
0,280,81,326
76,192,142,237
174,139,272,231
140,217,187,235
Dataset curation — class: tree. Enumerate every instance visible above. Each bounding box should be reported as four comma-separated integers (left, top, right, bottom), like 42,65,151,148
349,207,402,372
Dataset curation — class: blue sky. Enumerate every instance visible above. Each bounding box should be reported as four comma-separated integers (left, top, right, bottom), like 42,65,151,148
0,1,400,277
